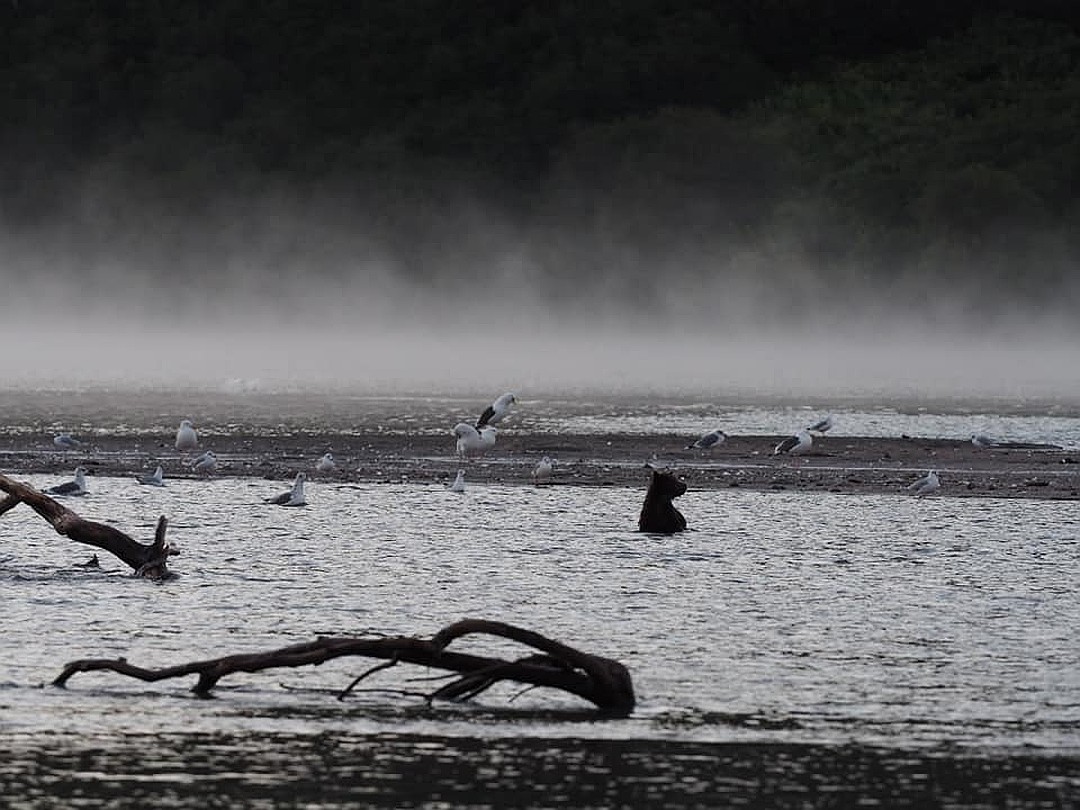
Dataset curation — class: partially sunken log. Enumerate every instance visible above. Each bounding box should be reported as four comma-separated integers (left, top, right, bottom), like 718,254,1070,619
0,473,177,579
53,618,635,716
638,469,688,533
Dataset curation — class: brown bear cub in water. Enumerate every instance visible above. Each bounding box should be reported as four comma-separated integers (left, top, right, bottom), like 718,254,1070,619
638,470,688,533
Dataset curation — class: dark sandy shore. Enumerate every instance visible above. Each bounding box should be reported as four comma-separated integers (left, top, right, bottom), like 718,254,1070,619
1,431,1077,500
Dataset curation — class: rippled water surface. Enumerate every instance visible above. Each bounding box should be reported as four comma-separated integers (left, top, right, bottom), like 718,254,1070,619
1,389,1078,449
2,392,1080,806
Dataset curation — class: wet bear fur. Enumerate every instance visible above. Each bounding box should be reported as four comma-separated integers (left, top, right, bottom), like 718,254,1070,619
638,470,687,533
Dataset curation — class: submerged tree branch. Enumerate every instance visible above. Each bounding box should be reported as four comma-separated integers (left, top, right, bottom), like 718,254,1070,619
337,657,400,700
53,619,635,715
0,473,177,579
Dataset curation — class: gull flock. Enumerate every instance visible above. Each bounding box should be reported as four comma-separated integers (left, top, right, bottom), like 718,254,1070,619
36,394,532,510
35,397,985,515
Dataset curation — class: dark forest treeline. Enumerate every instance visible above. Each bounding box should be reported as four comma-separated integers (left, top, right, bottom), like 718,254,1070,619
1,0,1079,296
2,1,1075,175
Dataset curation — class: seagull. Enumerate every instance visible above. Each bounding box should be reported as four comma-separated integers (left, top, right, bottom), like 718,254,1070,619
531,456,554,485
448,469,466,492
686,429,726,452
48,466,88,496
315,452,336,473
907,469,940,496
476,392,516,429
175,420,198,452
266,472,307,506
454,423,481,457
478,425,497,451
53,433,82,450
807,414,835,434
137,465,165,487
191,450,217,475
971,433,998,449
774,429,813,456
454,423,497,458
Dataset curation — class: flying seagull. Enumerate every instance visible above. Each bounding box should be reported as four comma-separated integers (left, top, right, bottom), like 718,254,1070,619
687,429,726,452
774,429,813,456
476,392,516,429
907,469,940,496
971,433,998,449
807,414,835,434
266,472,307,506
48,466,88,496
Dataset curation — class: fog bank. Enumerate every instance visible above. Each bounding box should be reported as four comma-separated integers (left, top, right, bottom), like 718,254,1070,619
1,177,1076,402
0,321,1075,406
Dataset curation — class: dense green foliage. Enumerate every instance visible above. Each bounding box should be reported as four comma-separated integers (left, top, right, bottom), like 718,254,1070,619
757,16,1080,240
1,1,1078,297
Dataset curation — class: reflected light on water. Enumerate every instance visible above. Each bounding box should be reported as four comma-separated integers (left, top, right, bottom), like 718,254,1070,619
2,478,1078,752
1,389,1079,806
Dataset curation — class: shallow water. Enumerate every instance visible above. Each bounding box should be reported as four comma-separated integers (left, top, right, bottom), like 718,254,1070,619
527,401,1080,449
1,389,1077,449
2,473,1080,804
2,392,1080,805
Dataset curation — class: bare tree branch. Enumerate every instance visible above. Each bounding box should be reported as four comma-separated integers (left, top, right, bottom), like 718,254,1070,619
53,620,635,715
338,657,400,700
0,473,177,578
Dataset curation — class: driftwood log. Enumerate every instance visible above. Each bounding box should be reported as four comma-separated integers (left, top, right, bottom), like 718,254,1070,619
0,473,177,579
53,618,636,715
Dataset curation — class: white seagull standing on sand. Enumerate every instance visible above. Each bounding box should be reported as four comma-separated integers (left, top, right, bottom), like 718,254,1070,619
907,470,940,496
449,470,466,492
807,414,835,434
531,456,554,485
687,429,727,452
137,465,165,487
476,392,516,429
266,472,307,506
454,423,482,458
315,452,336,473
48,466,88,496
175,420,199,452
53,433,82,450
454,423,497,458
774,429,813,456
192,450,217,475
971,433,998,449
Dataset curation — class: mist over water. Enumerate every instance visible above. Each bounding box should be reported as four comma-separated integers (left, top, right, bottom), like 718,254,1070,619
1,321,1078,405
1,180,1077,401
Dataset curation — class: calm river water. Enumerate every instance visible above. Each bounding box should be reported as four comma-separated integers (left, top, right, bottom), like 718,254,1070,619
2,392,1079,807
